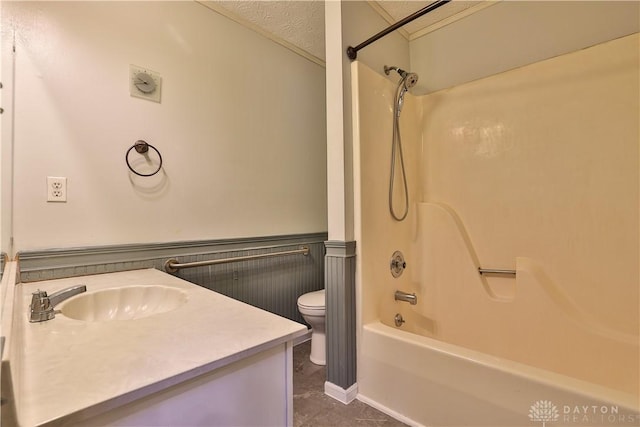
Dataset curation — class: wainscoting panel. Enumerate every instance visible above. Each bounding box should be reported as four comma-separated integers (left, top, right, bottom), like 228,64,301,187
325,240,357,390
16,233,326,324
175,241,325,324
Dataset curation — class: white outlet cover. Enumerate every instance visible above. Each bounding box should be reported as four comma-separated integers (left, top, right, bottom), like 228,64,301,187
130,65,162,103
47,176,67,202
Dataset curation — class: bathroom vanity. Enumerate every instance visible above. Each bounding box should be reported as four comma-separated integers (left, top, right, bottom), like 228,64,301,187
5,268,306,426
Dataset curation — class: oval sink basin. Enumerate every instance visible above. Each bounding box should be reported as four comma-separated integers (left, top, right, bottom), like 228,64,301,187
59,285,188,321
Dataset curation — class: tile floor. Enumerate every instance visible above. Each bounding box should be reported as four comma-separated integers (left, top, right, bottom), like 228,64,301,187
293,340,408,427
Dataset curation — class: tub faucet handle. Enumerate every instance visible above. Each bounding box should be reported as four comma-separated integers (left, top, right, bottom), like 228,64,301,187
391,259,406,269
390,251,406,278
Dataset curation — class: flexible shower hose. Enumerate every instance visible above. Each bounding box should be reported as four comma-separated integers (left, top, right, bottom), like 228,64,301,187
389,78,410,221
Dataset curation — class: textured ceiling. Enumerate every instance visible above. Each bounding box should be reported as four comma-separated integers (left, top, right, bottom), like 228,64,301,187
204,1,326,60
205,1,491,63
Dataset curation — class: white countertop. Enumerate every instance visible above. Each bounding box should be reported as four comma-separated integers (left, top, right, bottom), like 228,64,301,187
15,268,307,426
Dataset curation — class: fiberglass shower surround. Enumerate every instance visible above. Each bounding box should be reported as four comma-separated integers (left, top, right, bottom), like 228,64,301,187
353,32,640,424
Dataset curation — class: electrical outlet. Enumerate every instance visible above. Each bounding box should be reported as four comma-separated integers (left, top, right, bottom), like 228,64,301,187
47,177,67,202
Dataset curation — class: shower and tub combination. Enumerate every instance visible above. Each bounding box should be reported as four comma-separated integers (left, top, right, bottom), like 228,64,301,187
351,33,639,427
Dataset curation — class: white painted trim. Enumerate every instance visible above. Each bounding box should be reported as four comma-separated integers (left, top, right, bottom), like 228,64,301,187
324,381,358,404
325,0,347,242
196,1,325,68
365,1,410,40
365,0,501,43
409,1,502,41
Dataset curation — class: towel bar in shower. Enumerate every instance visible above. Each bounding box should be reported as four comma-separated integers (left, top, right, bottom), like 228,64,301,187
164,246,310,273
478,268,516,276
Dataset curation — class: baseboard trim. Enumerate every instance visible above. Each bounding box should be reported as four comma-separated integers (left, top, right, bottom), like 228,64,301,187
324,381,358,404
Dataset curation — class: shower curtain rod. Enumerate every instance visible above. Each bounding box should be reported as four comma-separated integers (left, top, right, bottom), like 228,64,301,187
346,0,451,61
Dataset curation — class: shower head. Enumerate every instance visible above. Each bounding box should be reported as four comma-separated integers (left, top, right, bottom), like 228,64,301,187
403,72,418,89
385,65,419,117
384,65,419,90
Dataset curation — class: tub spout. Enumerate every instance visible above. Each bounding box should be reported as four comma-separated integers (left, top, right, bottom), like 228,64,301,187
394,290,417,305
29,285,87,322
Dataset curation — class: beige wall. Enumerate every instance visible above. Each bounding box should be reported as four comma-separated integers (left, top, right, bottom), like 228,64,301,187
409,1,639,94
3,1,327,252
0,3,12,255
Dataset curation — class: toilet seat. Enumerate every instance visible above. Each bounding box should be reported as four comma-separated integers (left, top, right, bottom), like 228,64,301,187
296,289,326,366
297,289,325,310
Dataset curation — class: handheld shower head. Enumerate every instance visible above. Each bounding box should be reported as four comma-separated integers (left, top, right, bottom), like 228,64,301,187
403,73,418,89
385,65,419,117
385,65,415,222
384,65,419,90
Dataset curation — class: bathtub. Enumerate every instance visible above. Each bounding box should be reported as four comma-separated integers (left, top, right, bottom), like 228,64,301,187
358,322,639,427
355,203,639,427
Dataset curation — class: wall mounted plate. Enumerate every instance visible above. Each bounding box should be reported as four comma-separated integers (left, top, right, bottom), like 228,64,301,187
130,65,161,103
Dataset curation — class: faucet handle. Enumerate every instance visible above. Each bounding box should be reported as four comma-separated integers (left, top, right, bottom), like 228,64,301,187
29,290,54,322
31,290,50,311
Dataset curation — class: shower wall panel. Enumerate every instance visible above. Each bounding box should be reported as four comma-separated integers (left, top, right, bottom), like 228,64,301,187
420,33,639,336
351,62,422,327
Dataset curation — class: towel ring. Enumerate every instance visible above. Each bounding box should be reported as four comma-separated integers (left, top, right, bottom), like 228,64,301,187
126,140,163,177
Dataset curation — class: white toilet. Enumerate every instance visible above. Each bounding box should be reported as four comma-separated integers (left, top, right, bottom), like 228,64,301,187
297,289,326,365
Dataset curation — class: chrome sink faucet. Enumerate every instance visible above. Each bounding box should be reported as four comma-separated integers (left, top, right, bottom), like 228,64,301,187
29,285,87,322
